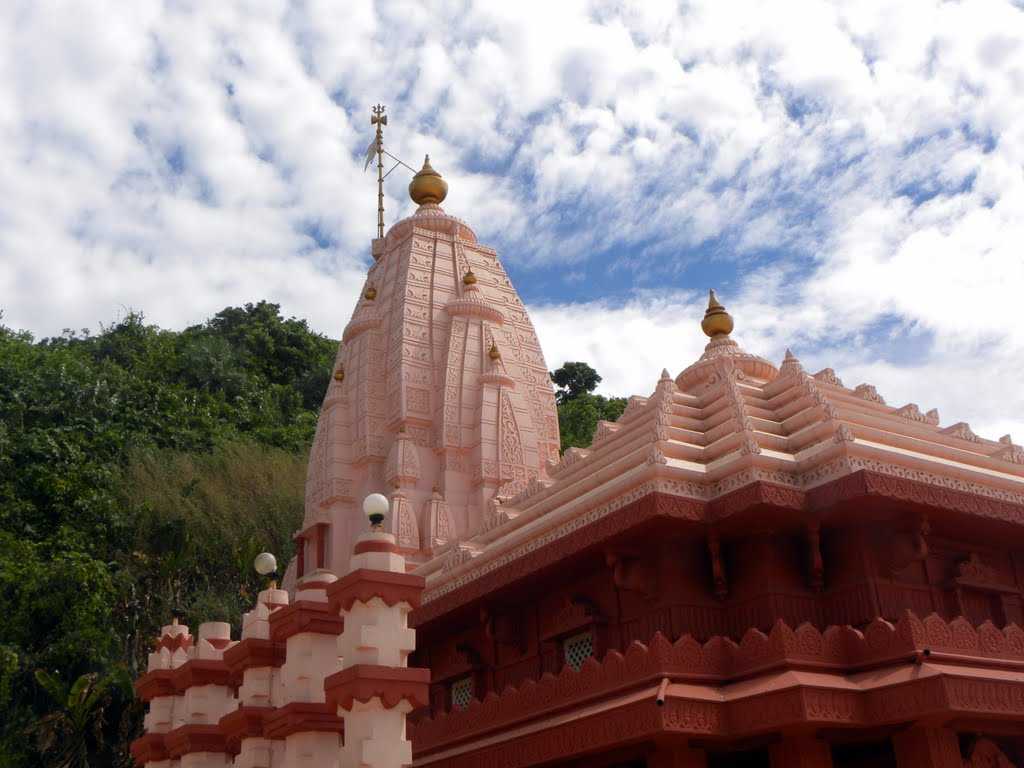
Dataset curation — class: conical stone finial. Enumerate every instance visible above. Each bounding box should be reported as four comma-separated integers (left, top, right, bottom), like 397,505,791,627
701,289,734,338
779,347,803,377
409,154,448,206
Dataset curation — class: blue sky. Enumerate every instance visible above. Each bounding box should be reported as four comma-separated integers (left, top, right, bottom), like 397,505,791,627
2,0,1024,439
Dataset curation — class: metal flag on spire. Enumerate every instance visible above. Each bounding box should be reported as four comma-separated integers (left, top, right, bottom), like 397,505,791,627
365,104,418,239
370,104,387,239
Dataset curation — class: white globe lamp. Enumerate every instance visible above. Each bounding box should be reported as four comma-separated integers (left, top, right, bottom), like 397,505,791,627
254,552,278,576
363,493,390,529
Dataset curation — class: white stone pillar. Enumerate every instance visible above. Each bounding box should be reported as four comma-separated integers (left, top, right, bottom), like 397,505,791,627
325,532,429,768
167,622,238,768
221,586,289,768
265,570,345,768
132,619,193,768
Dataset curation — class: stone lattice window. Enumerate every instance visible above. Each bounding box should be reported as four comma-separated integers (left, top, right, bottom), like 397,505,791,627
450,676,474,711
563,631,594,671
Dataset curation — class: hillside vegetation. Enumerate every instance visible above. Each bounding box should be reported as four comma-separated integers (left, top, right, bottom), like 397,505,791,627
0,303,619,767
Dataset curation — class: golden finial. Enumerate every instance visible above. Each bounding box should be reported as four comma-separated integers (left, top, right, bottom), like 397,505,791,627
364,284,377,300
463,270,477,286
701,289,734,338
409,155,448,206
333,364,345,382
488,343,501,361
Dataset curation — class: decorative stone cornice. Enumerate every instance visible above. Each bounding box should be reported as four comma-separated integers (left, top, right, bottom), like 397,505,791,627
262,702,344,740
412,611,1024,759
268,600,344,642
222,638,286,682
326,568,426,614
165,724,227,758
218,705,275,755
324,664,430,711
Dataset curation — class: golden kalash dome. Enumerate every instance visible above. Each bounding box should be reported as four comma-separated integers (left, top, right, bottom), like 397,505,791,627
409,155,448,205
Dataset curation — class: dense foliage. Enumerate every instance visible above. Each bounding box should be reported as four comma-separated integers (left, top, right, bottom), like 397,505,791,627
0,303,334,767
0,304,621,766
550,362,627,452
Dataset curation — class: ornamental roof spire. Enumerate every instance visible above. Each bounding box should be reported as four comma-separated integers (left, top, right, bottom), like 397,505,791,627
409,155,448,206
701,289,735,338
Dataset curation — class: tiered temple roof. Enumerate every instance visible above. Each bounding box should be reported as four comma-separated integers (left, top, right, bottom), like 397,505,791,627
414,291,1024,615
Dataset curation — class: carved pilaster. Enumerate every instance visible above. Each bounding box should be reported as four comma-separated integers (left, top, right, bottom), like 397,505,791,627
648,744,708,768
807,521,824,592
707,530,728,600
892,727,961,768
770,734,834,767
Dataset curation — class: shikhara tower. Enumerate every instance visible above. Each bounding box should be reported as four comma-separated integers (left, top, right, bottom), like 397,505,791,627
294,157,560,579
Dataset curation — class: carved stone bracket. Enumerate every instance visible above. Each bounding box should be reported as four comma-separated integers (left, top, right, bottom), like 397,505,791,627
883,513,929,575
605,547,658,599
806,521,824,592
480,606,526,653
707,530,728,600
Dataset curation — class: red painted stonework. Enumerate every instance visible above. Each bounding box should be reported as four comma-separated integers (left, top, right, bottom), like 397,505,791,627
326,569,426,614
262,701,344,740
164,724,227,758
323,664,430,711
410,465,1024,767
267,600,343,642
222,638,286,684
218,705,275,754
129,733,168,764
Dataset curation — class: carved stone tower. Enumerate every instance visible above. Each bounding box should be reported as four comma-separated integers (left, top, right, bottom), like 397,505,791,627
296,158,560,576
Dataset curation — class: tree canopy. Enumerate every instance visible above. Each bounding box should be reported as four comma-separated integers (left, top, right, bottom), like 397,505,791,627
0,303,332,767
549,361,627,452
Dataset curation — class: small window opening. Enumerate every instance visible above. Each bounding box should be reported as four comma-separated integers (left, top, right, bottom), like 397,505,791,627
563,631,594,671
450,676,474,711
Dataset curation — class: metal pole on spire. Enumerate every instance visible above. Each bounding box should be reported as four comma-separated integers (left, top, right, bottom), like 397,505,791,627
370,104,387,239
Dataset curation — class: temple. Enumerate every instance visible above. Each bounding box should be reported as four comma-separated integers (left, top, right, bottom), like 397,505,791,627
133,158,1024,768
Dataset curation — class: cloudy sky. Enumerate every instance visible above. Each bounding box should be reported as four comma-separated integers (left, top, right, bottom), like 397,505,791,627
2,0,1023,439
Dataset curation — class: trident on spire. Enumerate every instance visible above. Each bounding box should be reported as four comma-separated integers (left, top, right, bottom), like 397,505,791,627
370,104,387,239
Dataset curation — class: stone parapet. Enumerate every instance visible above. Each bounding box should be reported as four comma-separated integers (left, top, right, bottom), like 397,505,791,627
410,611,1024,760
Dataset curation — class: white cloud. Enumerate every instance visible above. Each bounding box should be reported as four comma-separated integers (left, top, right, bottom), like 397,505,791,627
0,0,1022,438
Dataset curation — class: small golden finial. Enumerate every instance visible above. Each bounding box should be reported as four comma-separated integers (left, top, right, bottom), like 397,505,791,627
333,364,345,382
701,289,734,338
463,270,477,286
364,284,377,300
488,343,501,361
409,154,448,206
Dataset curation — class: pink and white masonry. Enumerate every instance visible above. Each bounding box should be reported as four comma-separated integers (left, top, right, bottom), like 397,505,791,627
134,533,426,768
295,200,561,577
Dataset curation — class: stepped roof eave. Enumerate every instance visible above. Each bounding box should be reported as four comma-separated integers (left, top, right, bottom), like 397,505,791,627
384,203,477,245
411,293,1024,613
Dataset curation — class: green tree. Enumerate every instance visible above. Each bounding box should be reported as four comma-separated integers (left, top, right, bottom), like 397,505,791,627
550,361,602,404
30,670,129,768
0,303,335,767
550,362,626,452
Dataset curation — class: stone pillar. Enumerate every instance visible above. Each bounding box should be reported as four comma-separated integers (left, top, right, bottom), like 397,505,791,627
265,570,345,768
221,585,290,768
132,619,193,768
165,622,237,768
892,727,962,768
769,734,834,768
325,531,430,768
648,743,708,767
